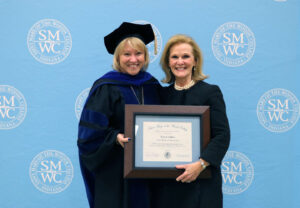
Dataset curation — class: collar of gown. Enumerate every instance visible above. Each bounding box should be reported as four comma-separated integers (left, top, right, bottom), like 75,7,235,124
101,70,154,86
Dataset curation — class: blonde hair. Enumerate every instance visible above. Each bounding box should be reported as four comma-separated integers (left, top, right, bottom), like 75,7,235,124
113,37,150,71
160,34,208,83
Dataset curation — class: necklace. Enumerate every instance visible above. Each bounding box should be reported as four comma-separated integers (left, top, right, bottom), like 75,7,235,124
174,80,195,91
130,86,144,105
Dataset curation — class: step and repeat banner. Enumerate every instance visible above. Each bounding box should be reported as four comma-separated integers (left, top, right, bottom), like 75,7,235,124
1,0,299,207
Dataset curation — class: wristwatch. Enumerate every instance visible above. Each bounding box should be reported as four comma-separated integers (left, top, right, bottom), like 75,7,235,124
200,159,207,170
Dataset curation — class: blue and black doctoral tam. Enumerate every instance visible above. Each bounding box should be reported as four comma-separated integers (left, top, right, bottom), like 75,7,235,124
104,22,155,54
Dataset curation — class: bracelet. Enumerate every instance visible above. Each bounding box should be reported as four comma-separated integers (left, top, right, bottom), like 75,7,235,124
200,159,207,170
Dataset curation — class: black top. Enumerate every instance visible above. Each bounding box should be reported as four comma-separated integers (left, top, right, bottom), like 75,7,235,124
152,80,230,208
161,81,230,167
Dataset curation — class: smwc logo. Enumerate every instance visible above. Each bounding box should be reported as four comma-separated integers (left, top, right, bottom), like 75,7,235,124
212,22,255,67
221,151,254,195
75,88,90,120
29,150,73,194
257,88,300,132
27,19,72,65
0,85,27,129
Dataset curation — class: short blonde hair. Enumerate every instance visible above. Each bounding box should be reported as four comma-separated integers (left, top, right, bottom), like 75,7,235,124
113,37,150,71
160,34,208,83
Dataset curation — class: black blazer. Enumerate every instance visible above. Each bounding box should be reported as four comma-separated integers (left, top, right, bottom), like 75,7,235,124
160,81,230,167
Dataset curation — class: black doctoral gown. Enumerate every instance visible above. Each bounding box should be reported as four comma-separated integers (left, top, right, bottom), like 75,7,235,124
77,71,160,208
152,81,230,208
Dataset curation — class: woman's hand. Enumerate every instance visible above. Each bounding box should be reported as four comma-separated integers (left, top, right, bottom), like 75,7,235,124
116,133,131,148
176,159,209,183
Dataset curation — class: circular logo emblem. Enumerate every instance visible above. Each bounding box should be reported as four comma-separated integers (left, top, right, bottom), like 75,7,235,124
75,88,90,120
212,22,256,67
29,150,74,194
221,151,254,195
257,88,299,132
132,20,162,63
27,19,72,65
0,85,27,129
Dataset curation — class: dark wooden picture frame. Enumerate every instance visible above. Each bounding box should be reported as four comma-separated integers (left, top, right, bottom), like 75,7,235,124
124,104,211,179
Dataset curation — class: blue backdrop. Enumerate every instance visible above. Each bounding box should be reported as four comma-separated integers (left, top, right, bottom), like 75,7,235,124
1,0,299,207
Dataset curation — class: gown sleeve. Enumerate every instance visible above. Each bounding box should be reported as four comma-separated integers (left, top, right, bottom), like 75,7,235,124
77,84,124,172
201,85,230,167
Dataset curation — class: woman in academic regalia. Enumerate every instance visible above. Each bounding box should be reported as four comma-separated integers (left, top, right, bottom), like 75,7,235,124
152,34,230,208
77,22,160,208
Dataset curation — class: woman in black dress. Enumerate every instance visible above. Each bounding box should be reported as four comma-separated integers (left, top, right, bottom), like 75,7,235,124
77,22,160,208
154,34,230,208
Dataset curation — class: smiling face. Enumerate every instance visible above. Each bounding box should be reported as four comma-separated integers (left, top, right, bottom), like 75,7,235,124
168,43,196,85
119,42,145,76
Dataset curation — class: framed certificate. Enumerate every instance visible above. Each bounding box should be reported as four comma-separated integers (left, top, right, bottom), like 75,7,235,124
124,104,211,179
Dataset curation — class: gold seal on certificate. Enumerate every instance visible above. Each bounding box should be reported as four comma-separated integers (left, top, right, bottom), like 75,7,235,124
124,105,211,179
